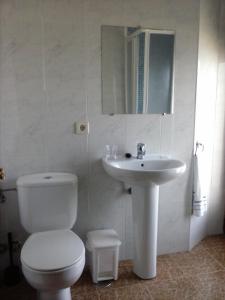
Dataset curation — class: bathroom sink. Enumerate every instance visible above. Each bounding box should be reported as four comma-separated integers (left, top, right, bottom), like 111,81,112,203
102,155,186,186
102,154,186,280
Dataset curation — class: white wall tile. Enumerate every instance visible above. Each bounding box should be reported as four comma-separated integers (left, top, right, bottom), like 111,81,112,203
0,0,205,260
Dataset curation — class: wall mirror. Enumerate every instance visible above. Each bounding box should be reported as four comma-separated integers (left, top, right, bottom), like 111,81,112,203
101,25,175,114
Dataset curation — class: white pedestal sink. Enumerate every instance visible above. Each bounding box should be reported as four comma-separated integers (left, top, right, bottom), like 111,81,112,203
102,155,186,279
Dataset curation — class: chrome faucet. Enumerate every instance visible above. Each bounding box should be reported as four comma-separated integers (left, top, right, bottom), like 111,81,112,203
137,143,146,159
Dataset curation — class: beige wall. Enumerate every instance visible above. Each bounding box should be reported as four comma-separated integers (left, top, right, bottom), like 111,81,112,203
0,0,199,269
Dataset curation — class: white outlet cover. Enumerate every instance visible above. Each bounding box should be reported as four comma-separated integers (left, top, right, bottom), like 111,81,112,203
74,121,89,135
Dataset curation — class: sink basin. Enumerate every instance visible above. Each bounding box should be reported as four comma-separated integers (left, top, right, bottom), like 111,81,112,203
102,154,186,280
102,155,186,186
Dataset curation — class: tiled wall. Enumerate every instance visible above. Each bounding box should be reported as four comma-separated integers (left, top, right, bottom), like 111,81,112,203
208,0,225,235
0,0,200,268
189,0,225,249
189,0,220,249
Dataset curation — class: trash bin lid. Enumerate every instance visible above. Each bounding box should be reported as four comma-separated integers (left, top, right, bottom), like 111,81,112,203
86,229,121,249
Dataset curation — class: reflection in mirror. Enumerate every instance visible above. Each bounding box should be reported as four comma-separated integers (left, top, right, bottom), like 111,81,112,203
101,25,175,114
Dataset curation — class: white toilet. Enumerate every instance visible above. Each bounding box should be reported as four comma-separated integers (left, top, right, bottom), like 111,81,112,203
16,172,85,300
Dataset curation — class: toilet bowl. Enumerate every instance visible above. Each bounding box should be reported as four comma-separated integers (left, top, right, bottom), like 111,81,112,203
21,230,85,300
16,173,85,300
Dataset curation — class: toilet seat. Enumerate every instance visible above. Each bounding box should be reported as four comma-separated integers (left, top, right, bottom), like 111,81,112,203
21,230,85,272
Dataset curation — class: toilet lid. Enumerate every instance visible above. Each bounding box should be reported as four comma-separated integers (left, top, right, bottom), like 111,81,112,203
21,230,85,272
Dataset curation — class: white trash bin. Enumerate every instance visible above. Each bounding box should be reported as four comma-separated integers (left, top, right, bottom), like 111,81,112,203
86,229,121,283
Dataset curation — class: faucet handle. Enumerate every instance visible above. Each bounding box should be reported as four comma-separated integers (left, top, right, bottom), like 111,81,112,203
0,168,5,181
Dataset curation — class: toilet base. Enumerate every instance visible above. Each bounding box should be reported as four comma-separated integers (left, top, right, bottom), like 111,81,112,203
38,288,71,300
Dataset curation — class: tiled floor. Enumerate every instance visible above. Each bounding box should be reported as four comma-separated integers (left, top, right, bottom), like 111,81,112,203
1,235,225,299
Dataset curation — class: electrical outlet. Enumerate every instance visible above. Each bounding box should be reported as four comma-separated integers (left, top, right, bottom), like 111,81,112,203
74,121,89,135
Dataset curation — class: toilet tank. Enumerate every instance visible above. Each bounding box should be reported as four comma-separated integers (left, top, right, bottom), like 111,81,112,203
16,173,78,233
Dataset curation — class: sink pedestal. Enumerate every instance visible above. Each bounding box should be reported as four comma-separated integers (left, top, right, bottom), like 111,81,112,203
132,184,159,279
102,155,186,279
